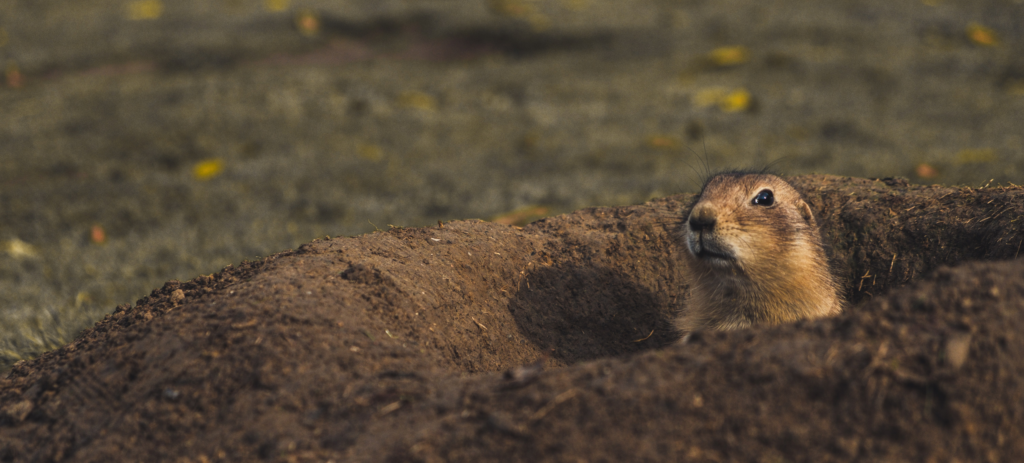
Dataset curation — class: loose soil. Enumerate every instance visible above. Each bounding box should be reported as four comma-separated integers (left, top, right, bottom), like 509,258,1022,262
2,175,1023,462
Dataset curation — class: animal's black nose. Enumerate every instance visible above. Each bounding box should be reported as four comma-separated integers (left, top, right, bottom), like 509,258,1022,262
688,207,716,231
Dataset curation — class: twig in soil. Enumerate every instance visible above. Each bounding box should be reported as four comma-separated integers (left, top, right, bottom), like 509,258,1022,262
633,329,655,342
858,270,872,291
531,388,579,421
889,253,897,275
379,401,402,416
231,319,258,329
471,317,487,331
515,262,534,291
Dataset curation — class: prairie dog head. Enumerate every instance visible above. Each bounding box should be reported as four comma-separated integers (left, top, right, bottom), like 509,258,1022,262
678,172,842,335
685,173,817,277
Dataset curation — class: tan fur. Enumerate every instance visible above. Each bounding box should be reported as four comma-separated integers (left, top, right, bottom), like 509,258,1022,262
676,173,843,338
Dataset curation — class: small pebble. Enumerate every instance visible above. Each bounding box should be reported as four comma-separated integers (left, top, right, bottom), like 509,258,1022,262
945,333,971,369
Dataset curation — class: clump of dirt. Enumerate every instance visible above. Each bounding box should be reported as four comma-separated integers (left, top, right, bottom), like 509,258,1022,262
1,175,1022,462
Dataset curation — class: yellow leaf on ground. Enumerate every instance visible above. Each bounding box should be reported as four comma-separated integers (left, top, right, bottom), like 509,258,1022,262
193,159,225,180
708,46,750,67
694,87,753,112
4,238,38,259
718,88,752,112
126,0,164,20
966,22,999,46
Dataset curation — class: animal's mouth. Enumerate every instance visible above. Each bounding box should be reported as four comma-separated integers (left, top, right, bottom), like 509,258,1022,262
689,235,736,266
695,248,733,262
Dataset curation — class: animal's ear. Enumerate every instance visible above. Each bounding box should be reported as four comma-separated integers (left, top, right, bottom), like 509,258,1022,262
796,199,815,225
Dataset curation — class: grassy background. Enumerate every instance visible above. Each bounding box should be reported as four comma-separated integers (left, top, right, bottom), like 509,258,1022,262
1,0,1022,369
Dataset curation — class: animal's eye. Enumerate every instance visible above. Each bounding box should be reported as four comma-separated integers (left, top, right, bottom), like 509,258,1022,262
752,189,774,206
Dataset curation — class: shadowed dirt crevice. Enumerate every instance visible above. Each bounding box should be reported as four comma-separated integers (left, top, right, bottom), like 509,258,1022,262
510,263,676,364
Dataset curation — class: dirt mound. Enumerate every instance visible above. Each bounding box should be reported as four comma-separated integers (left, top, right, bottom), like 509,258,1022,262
1,175,1023,462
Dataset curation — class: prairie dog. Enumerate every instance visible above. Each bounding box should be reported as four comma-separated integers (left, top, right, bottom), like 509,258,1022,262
676,173,843,337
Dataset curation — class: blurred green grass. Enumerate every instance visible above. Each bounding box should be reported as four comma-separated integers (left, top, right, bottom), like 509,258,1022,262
2,0,1023,371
